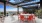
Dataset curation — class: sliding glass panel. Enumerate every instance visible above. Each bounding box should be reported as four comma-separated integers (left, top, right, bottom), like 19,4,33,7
6,5,17,16
0,2,4,16
0,2,4,23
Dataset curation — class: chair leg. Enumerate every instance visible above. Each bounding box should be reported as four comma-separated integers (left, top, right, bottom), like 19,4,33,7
28,20,30,23
33,19,36,23
21,20,24,23
32,20,35,23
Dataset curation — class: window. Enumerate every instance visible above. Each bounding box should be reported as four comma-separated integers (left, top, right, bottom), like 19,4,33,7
6,5,17,15
0,2,4,12
0,2,4,16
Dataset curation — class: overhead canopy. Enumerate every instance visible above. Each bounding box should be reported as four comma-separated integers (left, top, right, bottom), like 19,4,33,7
6,0,40,9
18,0,40,6
22,4,38,8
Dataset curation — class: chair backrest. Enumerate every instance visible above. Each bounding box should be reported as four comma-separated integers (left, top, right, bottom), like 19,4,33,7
19,15,25,21
27,14,35,20
28,14,33,20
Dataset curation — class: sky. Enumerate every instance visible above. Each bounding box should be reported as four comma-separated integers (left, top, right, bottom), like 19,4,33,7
0,4,4,12
9,0,24,3
6,5,23,11
0,3,23,12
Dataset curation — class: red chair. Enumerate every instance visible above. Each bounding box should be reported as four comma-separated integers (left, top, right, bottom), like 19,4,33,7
27,14,35,23
19,15,24,21
18,15,25,23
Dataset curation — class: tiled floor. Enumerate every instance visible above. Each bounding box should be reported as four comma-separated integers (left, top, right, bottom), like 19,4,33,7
0,16,42,23
0,18,2,23
0,18,4,23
